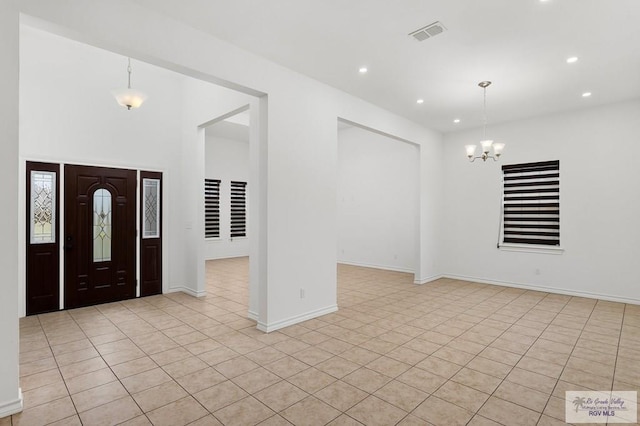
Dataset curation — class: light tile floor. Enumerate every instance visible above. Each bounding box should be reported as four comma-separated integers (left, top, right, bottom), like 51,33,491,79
3,257,640,425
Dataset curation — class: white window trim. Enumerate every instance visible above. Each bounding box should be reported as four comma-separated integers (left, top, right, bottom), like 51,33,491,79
499,243,564,255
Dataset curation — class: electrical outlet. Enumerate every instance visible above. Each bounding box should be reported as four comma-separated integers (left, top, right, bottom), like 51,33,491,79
535,268,541,275
300,288,305,299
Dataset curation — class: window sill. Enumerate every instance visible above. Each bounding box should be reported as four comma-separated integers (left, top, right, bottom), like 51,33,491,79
499,243,564,255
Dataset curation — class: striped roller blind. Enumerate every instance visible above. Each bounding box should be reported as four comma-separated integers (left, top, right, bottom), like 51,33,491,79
502,160,560,246
230,181,247,238
204,179,221,238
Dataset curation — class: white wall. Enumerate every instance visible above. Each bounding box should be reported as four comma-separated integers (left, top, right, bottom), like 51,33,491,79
19,27,183,167
442,99,640,304
337,126,419,273
0,0,22,418
204,132,250,259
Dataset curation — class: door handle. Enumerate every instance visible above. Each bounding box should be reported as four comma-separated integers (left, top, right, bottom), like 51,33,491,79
64,236,74,250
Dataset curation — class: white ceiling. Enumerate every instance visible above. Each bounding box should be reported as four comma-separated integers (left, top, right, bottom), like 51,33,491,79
132,0,640,132
206,120,250,143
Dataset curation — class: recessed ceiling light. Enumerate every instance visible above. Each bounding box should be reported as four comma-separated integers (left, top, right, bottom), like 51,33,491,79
416,99,424,104
358,67,368,74
566,56,578,64
582,92,592,97
453,119,461,123
540,0,550,2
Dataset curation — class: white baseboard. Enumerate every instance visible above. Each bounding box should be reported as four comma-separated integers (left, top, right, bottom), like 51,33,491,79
443,274,640,305
167,286,207,298
247,310,258,321
414,274,444,285
338,260,415,274
205,254,250,261
257,305,338,333
0,388,23,418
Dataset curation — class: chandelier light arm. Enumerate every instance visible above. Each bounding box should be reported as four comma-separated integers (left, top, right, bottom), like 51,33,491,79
467,154,499,162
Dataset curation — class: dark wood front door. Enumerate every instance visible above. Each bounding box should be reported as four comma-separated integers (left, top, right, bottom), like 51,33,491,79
26,162,60,315
64,165,137,308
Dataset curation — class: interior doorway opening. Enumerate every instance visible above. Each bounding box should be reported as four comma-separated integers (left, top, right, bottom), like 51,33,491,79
203,107,251,260
336,119,421,280
200,105,253,320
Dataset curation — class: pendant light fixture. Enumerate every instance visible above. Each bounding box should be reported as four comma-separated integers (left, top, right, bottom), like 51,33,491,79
112,58,147,110
465,81,505,162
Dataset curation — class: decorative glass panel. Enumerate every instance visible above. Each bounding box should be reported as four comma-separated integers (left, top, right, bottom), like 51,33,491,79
30,171,56,244
143,178,160,238
93,189,112,262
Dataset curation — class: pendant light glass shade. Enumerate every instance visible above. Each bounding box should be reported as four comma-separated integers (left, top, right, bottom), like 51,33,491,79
480,139,494,153
112,88,147,110
465,145,477,157
492,142,505,156
113,58,146,110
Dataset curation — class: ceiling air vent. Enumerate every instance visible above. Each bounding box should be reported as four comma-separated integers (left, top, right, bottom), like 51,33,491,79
409,21,446,41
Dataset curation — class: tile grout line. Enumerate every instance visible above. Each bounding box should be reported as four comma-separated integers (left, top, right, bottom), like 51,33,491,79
68,303,154,425
106,298,229,425
119,285,304,423
606,303,627,426
537,298,603,424
339,281,554,424
25,313,84,425
409,290,575,425
349,276,546,424
442,291,576,425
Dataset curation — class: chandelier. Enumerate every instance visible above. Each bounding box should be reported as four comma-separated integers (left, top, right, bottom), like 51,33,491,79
112,58,147,110
465,81,504,162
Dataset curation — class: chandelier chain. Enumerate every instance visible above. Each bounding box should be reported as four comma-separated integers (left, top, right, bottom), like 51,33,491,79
483,85,487,140
127,58,132,89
